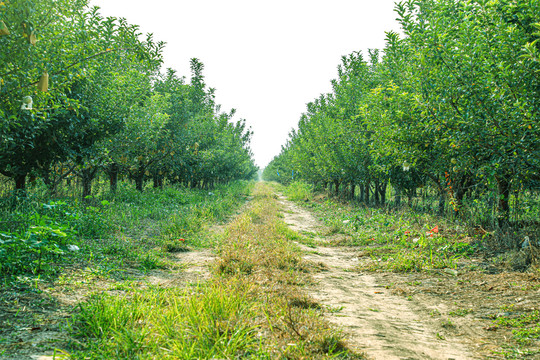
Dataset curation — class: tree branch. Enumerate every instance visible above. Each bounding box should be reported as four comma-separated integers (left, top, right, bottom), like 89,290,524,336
4,46,136,96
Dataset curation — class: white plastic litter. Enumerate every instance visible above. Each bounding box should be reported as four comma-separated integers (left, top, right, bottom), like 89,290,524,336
67,245,80,252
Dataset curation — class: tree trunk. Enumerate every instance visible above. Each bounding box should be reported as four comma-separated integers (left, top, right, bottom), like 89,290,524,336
81,168,94,200
153,174,163,189
42,170,57,196
407,188,413,206
364,182,370,205
496,176,511,227
395,187,402,207
14,174,26,193
379,181,387,206
374,180,380,205
488,193,495,221
134,165,145,192
109,163,119,193
451,175,472,217
350,183,356,200
135,175,144,192
334,179,340,196
438,194,446,215
455,189,466,217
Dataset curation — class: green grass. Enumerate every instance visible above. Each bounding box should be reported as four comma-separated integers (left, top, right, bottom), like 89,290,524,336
493,305,540,358
448,308,473,317
213,183,361,359
284,181,313,202
69,279,267,359
0,181,256,358
496,306,540,345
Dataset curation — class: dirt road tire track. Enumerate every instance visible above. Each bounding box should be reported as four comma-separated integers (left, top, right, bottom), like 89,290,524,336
278,195,479,360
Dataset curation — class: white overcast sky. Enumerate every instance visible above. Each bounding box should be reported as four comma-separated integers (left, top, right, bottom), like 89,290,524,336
90,0,401,168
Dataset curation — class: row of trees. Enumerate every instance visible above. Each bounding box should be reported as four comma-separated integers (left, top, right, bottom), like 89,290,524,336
264,0,539,225
1,0,257,197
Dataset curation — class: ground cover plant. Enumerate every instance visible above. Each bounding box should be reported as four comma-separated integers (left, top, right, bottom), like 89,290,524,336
278,182,486,273
0,180,252,279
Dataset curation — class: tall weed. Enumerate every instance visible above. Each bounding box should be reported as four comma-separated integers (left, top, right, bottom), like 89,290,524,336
284,181,313,202
70,279,264,359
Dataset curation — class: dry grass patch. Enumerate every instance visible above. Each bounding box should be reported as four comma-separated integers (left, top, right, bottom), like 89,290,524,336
214,182,363,359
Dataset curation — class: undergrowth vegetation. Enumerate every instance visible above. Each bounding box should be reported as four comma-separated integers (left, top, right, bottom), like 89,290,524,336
496,307,540,346
0,180,254,358
492,305,540,358
280,182,539,274
70,279,265,359
284,181,313,202
0,180,252,281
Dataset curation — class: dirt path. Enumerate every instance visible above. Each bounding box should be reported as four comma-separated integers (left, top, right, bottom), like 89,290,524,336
7,192,534,359
146,249,215,287
278,195,479,360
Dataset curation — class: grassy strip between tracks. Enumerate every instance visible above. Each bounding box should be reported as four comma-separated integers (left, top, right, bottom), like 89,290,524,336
65,182,363,359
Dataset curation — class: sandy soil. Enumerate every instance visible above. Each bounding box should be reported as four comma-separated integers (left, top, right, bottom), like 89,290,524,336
145,249,215,287
278,195,537,360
